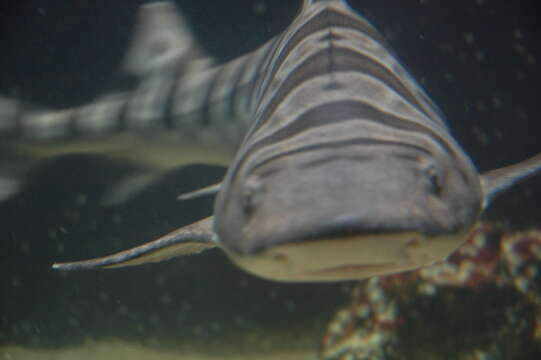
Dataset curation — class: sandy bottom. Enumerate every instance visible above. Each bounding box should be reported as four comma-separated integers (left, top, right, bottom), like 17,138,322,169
0,342,319,360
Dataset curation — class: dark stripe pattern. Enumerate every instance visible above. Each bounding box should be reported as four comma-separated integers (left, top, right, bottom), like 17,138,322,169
226,0,465,188
1,0,468,183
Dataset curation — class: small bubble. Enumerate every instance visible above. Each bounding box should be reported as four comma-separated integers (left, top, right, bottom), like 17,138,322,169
341,283,352,294
68,317,80,327
193,325,203,336
438,42,454,54
136,323,146,334
11,278,21,288
474,50,485,62
267,288,278,299
211,321,222,332
56,242,65,254
253,1,266,14
112,213,122,224
21,321,33,333
98,292,110,303
475,101,488,113
149,314,160,325
75,193,87,205
180,301,192,312
155,275,167,287
21,242,31,254
463,33,474,44
491,95,502,108
161,294,172,305
472,125,489,145
284,300,297,312
48,228,58,240
118,305,129,315
30,335,42,346
234,316,247,326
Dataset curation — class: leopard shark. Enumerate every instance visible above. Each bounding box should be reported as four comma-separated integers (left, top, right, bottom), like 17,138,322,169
2,0,540,282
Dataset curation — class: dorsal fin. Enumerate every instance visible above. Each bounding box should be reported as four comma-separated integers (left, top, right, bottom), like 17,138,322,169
481,153,541,208
302,0,346,10
120,2,215,132
122,1,210,76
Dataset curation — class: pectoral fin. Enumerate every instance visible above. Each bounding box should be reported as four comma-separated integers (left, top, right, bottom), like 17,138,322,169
481,153,541,208
100,170,168,206
0,176,21,202
176,182,221,201
52,216,216,270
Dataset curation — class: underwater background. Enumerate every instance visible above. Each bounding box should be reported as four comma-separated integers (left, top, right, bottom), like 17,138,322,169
1,0,540,359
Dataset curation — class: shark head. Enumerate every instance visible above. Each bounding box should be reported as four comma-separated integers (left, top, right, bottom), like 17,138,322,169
214,143,483,281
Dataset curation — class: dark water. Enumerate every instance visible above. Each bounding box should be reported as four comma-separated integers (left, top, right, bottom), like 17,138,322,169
0,0,540,358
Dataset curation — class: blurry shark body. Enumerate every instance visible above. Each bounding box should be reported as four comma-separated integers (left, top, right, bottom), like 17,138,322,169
0,2,266,203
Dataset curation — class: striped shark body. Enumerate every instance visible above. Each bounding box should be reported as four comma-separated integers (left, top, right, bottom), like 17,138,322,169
0,2,272,203
10,0,538,282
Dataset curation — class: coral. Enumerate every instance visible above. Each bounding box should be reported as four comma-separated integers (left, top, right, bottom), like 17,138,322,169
321,227,541,360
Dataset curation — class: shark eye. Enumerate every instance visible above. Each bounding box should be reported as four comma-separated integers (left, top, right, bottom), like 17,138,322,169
241,179,263,215
241,188,256,214
417,156,442,197
425,164,442,196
